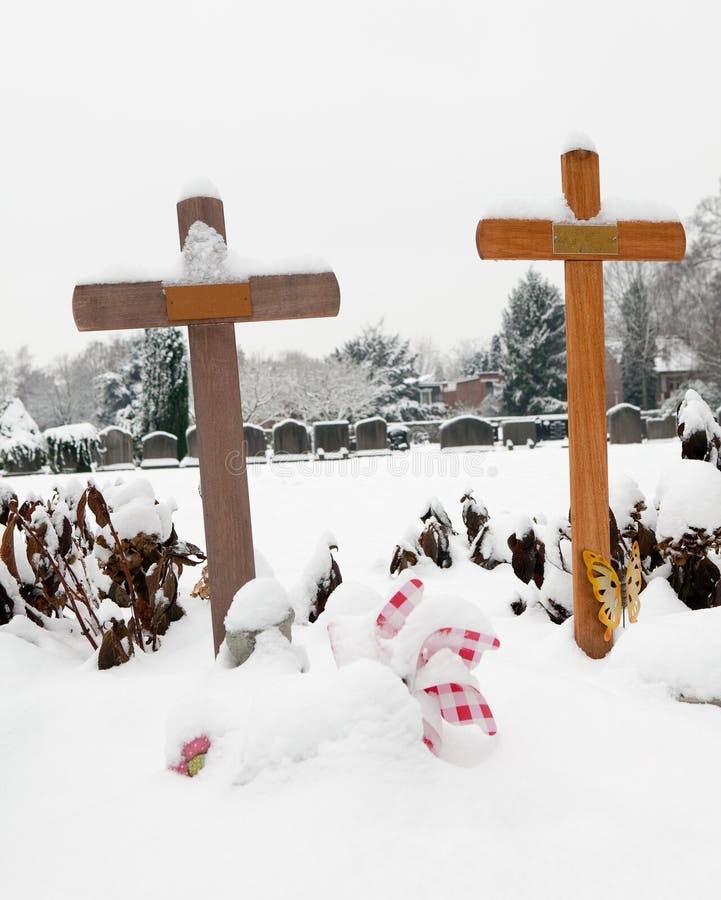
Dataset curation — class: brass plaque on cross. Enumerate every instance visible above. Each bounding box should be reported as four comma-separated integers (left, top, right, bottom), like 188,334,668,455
164,282,252,322
552,224,618,256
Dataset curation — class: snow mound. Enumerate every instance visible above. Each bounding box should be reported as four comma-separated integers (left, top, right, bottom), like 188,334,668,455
99,477,176,542
166,657,422,785
655,459,721,541
225,578,291,632
610,585,721,702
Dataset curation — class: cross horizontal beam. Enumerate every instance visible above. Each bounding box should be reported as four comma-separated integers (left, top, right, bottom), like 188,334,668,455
73,272,340,331
476,218,685,262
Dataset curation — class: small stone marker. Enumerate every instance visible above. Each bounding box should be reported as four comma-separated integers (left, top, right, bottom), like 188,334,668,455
273,419,310,456
99,427,135,469
313,420,350,456
354,417,388,452
141,431,179,468
388,424,410,451
607,404,643,444
440,416,494,450
476,144,685,658
224,577,295,667
72,194,340,653
502,420,538,446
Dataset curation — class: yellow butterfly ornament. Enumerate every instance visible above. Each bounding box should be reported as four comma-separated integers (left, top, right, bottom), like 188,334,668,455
582,541,643,641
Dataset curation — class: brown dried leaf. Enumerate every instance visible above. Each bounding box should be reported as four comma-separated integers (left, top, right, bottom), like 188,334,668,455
58,516,73,558
168,540,206,567
0,512,20,581
390,545,418,576
75,489,94,547
97,620,133,670
87,486,111,529
108,581,132,608
190,565,210,600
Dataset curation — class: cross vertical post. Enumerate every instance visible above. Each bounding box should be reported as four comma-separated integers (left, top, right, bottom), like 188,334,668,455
560,150,610,659
177,197,256,654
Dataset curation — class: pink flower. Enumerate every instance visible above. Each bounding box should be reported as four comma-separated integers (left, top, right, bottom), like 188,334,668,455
170,734,211,777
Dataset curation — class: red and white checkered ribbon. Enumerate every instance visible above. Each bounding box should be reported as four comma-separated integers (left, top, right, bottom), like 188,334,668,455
332,578,500,757
409,618,499,756
376,577,425,638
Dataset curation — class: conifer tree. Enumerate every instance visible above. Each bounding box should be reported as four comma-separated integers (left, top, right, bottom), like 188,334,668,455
140,328,189,458
499,269,567,415
334,322,419,412
619,275,657,409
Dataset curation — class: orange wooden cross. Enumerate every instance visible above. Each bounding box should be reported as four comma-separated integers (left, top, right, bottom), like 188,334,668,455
73,196,340,654
476,146,685,658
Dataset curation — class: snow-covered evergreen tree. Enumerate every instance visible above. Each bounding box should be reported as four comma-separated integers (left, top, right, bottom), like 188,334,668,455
0,351,16,407
334,322,419,414
461,333,502,376
95,335,144,437
141,329,189,458
499,269,567,415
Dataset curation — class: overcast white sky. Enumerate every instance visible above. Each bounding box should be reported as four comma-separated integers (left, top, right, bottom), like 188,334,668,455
2,0,720,367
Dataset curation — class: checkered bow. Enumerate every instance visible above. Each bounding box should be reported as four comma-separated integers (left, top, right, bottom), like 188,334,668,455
334,578,500,757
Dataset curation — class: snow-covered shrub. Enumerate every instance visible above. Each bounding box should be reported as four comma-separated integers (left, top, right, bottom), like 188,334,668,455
0,480,205,666
460,489,488,544
391,498,456,574
418,499,455,568
676,389,721,466
44,423,100,473
469,514,506,570
298,538,343,622
507,516,545,589
609,474,662,572
0,399,46,473
656,459,721,609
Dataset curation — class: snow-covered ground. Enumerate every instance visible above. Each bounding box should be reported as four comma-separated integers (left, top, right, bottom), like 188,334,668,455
3,440,721,900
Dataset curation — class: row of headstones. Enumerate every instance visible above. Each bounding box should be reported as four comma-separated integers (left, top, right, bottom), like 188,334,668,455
99,418,393,468
440,407,679,448
99,406,679,468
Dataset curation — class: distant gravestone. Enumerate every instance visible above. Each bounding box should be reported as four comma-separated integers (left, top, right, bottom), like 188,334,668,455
273,419,310,456
646,415,677,440
502,420,538,445
244,424,267,459
186,425,199,458
313,420,350,456
355,417,387,452
141,431,179,468
607,404,643,444
180,425,199,467
440,416,494,450
99,427,134,469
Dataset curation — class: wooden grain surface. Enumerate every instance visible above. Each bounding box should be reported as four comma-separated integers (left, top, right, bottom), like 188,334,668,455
177,196,227,246
476,218,686,262
187,322,256,653
562,149,610,659
72,272,341,331
564,261,611,659
561,149,601,219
